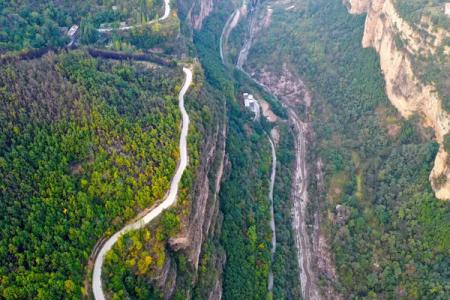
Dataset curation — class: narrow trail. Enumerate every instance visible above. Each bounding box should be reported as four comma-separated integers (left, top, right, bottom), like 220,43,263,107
219,2,245,65
219,9,239,64
244,75,319,300
220,5,278,293
98,0,171,32
92,67,193,300
248,80,319,299
225,2,320,297
267,135,277,292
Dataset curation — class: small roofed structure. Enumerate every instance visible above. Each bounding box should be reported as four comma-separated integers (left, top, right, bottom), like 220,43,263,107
244,93,256,108
243,93,260,120
67,25,79,38
446,3,450,16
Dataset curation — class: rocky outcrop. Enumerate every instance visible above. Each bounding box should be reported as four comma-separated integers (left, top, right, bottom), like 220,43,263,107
344,0,450,200
345,0,370,14
252,65,312,108
187,0,214,29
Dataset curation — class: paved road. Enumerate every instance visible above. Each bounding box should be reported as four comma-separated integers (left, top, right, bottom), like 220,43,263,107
92,67,193,300
98,0,171,32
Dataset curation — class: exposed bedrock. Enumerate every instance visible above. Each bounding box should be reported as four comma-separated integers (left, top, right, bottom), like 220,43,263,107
344,0,450,200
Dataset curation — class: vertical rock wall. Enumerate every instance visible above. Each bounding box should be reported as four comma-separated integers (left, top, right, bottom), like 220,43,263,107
344,0,450,200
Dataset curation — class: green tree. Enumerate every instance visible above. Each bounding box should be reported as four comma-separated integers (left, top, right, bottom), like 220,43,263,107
80,17,98,44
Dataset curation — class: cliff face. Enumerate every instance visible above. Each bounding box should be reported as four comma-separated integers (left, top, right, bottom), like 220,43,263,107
169,123,224,268
154,103,227,299
344,0,450,200
187,0,214,29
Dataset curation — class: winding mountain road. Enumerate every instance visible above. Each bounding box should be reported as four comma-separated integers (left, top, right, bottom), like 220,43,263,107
92,67,193,300
244,77,318,300
98,0,171,32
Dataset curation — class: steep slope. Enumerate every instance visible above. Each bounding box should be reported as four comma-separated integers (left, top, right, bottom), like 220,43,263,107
187,0,214,29
344,0,450,200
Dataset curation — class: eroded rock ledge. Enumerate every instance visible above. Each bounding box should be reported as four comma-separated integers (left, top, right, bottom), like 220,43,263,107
187,0,214,30
344,0,450,200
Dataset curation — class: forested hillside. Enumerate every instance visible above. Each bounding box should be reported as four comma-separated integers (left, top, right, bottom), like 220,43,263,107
247,0,450,298
0,0,165,52
97,66,225,299
392,0,450,109
0,51,185,298
395,0,450,27
0,0,235,296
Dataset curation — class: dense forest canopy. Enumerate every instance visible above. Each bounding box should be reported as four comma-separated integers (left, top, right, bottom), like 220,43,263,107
0,0,222,298
191,2,302,297
99,68,222,299
0,51,183,299
0,0,164,52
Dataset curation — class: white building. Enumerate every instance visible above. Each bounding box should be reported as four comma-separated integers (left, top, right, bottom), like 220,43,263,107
244,93,255,107
243,93,260,120
446,3,450,16
67,25,79,38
